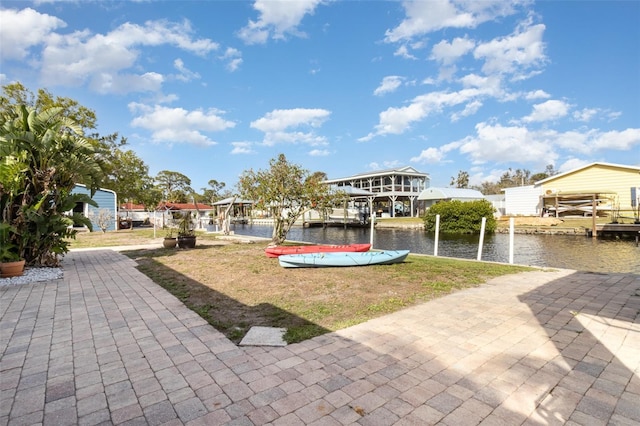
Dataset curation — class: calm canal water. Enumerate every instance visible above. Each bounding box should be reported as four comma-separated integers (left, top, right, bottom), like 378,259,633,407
231,224,640,274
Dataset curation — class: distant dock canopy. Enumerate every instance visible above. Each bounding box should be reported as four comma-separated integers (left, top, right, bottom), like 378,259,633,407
302,185,374,228
212,197,254,224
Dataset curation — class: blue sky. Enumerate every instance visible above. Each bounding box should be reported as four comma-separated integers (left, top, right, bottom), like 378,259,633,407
1,0,639,194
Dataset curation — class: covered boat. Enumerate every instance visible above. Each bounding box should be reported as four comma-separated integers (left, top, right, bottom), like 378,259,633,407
265,243,371,258
278,250,409,268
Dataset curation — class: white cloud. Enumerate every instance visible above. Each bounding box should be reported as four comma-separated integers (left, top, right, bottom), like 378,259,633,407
451,100,483,121
220,48,243,72
522,99,570,122
31,17,218,92
250,108,331,146
251,108,330,131
128,103,236,146
238,0,326,44
91,72,164,95
368,162,381,170
430,36,475,65
468,168,505,185
361,86,493,140
459,73,503,95
309,149,330,156
410,147,445,164
457,122,558,167
524,89,550,100
173,58,201,82
573,108,598,122
557,158,590,173
231,142,255,154
0,8,65,60
591,128,640,151
385,0,523,43
393,45,417,60
443,122,640,168
474,19,547,78
369,160,402,170
374,76,404,96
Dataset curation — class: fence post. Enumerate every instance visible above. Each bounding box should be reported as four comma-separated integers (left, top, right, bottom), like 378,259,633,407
477,217,486,261
434,214,440,256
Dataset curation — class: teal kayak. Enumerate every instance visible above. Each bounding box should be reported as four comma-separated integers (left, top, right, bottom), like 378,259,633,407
278,250,410,268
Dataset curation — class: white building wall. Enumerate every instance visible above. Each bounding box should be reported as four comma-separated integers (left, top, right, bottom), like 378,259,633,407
504,185,543,216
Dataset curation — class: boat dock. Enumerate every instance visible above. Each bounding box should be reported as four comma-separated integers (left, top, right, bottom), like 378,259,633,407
588,223,640,242
302,217,370,228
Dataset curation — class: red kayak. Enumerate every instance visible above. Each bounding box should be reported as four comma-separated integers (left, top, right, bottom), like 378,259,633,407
265,243,371,258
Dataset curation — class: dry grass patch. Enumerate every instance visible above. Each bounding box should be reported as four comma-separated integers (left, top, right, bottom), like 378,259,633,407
124,242,532,344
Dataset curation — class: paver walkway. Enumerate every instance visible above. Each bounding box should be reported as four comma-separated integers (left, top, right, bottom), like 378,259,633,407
1,249,639,425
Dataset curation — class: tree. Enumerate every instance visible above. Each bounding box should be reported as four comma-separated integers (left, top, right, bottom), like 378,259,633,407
530,164,558,183
155,170,193,202
1,82,97,130
2,82,155,206
1,105,101,265
472,166,556,195
102,146,155,207
238,154,340,244
472,181,501,195
201,179,226,205
450,170,470,188
89,209,115,233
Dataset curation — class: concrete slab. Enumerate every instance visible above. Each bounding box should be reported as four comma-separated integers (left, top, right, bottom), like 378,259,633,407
239,326,288,346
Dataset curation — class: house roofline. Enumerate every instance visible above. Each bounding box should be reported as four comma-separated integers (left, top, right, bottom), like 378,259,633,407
534,162,640,186
324,166,429,183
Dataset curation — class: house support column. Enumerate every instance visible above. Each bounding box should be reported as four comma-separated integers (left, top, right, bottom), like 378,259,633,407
388,195,398,217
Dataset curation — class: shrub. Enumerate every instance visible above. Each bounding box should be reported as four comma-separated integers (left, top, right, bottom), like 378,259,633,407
423,199,496,234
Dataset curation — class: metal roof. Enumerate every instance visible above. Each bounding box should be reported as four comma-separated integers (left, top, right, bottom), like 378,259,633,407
212,197,254,206
418,187,485,201
324,166,429,183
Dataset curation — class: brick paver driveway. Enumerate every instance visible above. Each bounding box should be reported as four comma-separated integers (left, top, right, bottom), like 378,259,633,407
1,249,639,425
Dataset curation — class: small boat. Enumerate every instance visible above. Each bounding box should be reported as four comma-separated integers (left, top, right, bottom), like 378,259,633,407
265,243,371,258
278,250,410,268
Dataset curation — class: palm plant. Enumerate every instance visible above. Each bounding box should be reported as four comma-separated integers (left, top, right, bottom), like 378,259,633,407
0,105,102,265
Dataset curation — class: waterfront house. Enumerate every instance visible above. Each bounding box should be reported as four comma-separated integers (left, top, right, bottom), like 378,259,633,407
324,166,429,217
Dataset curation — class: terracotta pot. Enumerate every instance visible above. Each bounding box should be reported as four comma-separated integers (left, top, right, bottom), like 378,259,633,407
1,259,25,278
163,238,177,249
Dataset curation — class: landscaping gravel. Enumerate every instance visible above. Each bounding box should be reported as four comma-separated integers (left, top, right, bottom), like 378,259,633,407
0,267,63,286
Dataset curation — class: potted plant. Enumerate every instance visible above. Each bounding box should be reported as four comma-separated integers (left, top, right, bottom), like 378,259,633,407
163,227,177,249
0,222,25,278
177,211,197,248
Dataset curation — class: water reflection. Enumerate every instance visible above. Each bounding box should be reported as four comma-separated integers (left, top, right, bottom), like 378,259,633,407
232,224,640,274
